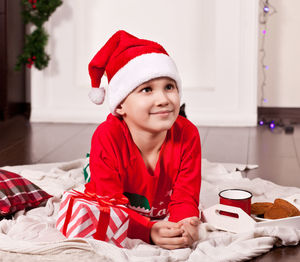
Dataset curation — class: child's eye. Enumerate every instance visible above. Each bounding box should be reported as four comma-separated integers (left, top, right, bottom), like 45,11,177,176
165,84,175,90
141,87,152,93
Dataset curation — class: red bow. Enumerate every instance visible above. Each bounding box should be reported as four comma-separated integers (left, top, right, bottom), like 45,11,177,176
72,190,128,206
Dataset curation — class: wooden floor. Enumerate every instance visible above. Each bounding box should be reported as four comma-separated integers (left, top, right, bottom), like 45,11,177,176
0,115,300,261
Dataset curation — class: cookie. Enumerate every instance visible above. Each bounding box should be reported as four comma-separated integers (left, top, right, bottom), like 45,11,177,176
264,205,292,219
251,198,300,219
251,202,273,216
274,198,300,217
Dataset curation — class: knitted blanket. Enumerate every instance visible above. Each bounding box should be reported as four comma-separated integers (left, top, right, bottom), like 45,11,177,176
0,159,299,262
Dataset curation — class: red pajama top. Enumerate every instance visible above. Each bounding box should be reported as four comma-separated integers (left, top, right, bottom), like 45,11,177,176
85,114,201,243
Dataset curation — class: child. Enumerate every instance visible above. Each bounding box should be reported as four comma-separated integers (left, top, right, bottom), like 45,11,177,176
85,30,201,249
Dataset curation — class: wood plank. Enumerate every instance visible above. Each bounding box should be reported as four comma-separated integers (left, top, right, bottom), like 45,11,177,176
247,125,300,187
0,116,30,151
197,126,209,147
245,157,300,187
248,126,296,160
293,125,300,169
28,122,88,163
0,139,33,167
39,124,97,163
250,245,300,262
293,137,300,170
293,125,300,138
202,127,249,164
0,121,88,166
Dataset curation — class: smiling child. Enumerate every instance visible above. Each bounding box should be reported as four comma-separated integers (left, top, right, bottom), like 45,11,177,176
85,30,201,249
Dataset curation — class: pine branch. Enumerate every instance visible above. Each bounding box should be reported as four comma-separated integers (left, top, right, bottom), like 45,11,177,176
15,0,62,71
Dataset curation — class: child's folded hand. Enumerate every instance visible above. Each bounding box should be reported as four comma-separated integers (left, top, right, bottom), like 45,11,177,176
150,221,189,250
178,216,200,247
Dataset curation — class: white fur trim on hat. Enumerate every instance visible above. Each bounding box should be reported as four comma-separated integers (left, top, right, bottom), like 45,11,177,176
108,53,182,115
88,87,106,105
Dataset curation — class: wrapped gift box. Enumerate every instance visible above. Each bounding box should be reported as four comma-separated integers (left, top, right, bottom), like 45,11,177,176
56,190,130,247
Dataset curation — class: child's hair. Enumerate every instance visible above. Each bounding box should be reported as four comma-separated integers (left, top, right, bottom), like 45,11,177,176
88,30,182,115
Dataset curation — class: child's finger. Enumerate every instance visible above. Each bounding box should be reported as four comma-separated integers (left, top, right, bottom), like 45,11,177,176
181,223,199,242
162,221,181,229
158,235,189,249
160,227,184,238
180,232,194,247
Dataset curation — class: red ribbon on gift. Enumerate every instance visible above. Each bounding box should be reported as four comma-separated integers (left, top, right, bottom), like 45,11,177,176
62,190,129,241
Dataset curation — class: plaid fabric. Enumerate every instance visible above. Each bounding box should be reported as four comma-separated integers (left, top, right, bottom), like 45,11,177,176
0,169,52,216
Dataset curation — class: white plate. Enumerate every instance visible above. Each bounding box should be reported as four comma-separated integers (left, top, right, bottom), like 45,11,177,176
251,194,300,222
251,215,271,222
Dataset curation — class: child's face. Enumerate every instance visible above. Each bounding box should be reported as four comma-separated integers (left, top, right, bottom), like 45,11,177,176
116,77,180,133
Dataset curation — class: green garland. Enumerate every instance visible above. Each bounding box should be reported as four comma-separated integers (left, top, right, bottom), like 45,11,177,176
15,0,62,71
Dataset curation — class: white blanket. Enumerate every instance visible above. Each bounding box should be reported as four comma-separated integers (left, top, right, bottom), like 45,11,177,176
0,159,299,262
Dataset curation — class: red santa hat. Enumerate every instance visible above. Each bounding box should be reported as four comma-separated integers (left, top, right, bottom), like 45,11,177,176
88,30,182,115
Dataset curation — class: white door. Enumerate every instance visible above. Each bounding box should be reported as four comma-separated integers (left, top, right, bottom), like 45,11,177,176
31,0,258,126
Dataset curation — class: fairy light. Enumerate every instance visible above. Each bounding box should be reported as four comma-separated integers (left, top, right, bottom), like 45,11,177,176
258,2,295,133
259,0,277,106
269,121,275,129
264,6,270,13
258,1,280,131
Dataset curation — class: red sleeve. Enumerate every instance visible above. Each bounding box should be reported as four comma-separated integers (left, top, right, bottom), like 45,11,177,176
168,124,201,222
128,214,156,243
85,126,123,196
85,122,154,243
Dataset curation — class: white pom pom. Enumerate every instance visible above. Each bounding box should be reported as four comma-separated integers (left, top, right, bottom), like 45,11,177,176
88,87,105,105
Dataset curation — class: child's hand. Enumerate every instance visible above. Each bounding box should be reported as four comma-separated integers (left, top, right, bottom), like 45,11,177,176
178,216,200,247
150,221,189,250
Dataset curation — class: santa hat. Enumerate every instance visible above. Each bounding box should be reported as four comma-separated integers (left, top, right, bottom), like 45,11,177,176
88,30,182,115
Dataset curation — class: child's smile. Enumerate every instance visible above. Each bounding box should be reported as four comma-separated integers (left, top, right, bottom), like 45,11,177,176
116,77,180,134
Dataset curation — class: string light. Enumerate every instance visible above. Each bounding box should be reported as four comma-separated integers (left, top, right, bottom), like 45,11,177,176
264,6,270,13
269,121,275,129
257,1,287,132
259,0,277,106
257,2,294,133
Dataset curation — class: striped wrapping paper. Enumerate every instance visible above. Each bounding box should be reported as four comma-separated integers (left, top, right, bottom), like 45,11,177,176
56,190,129,248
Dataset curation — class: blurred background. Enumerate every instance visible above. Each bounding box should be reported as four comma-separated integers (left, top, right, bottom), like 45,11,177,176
2,0,300,126
2,1,300,126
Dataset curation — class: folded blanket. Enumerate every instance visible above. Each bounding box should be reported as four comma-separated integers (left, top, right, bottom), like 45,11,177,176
0,159,299,262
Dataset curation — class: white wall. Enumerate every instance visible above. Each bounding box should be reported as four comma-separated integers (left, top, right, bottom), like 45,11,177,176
258,0,300,107
31,0,258,126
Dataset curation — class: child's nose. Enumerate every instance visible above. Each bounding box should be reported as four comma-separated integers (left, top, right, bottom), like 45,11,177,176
155,90,169,106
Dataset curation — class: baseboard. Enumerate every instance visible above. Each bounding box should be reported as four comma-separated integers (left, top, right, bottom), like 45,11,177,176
258,107,300,124
30,107,257,126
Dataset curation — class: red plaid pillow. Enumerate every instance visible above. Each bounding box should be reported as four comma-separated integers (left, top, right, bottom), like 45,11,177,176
0,169,52,216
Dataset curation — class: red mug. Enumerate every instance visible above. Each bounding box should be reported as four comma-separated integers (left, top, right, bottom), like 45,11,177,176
219,189,252,217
